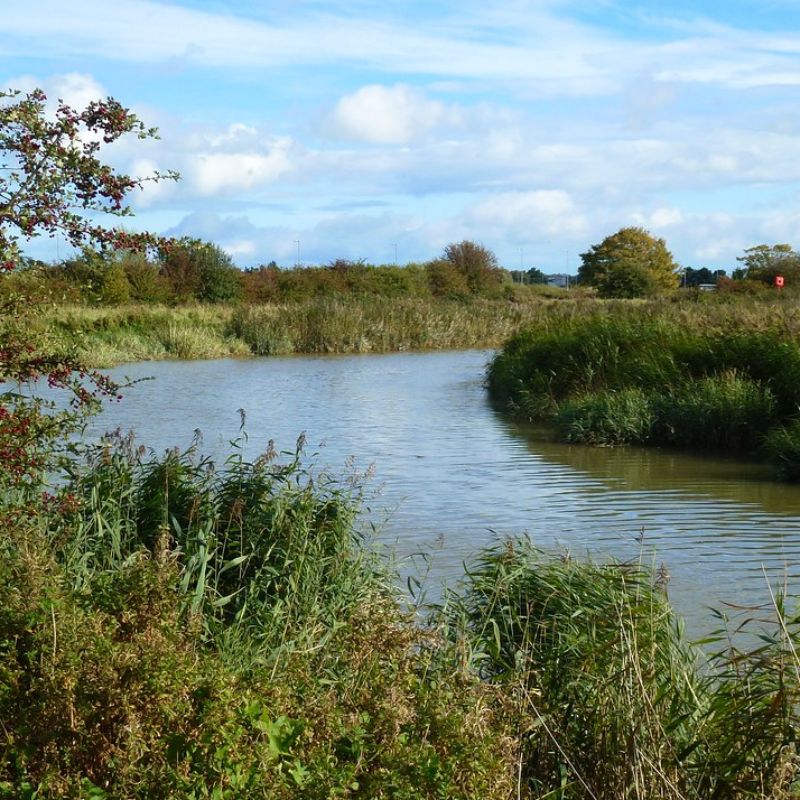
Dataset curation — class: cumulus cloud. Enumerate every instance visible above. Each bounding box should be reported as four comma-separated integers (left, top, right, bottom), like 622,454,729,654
326,84,462,144
2,71,106,112
466,190,588,239
631,207,684,229
189,148,293,196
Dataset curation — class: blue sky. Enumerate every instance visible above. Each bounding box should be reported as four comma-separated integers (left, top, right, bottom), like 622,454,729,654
3,0,800,271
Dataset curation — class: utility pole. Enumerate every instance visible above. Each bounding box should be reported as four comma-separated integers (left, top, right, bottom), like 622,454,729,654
293,239,300,268
392,242,398,265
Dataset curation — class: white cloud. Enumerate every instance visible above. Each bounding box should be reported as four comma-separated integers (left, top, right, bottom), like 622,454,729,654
467,190,588,238
632,207,684,229
2,71,105,112
327,84,461,145
8,0,800,99
189,148,293,196
225,240,257,257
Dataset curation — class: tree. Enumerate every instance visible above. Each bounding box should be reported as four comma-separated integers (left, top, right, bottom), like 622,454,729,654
0,88,177,493
578,227,679,297
509,267,548,285
0,89,177,263
736,244,800,285
525,267,549,285
683,267,726,287
441,240,503,294
159,238,243,303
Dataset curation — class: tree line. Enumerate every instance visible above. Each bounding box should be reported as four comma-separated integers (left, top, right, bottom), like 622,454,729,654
2,239,521,305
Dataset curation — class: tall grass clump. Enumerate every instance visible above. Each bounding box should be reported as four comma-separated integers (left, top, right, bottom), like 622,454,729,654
556,387,656,445
489,311,800,477
446,538,800,798
763,421,800,481
1,433,518,799
654,371,776,450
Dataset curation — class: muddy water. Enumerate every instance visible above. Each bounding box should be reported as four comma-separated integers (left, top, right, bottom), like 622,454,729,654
92,349,800,631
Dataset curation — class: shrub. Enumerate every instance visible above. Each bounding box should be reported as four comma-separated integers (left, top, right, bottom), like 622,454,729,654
654,372,776,450
425,259,470,298
556,387,655,445
763,420,800,480
441,240,504,294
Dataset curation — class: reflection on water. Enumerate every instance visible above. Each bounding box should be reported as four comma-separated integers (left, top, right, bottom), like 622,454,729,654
90,349,800,633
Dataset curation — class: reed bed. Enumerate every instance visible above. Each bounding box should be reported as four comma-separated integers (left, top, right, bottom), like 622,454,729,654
446,538,800,799
29,296,587,367
487,294,800,478
3,429,800,797
1,435,516,799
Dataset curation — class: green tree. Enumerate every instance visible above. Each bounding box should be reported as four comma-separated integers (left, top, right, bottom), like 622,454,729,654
120,250,171,303
426,258,470,298
159,238,242,303
578,227,679,297
441,240,503,294
526,267,549,285
736,244,800,285
682,267,726,287
62,246,132,305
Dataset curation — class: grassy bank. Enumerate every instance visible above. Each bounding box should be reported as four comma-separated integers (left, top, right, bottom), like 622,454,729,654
487,293,800,479
3,435,800,798
29,295,575,367
27,287,800,370
1,437,518,799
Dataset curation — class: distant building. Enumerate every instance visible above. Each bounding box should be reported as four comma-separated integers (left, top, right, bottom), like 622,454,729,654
546,273,570,288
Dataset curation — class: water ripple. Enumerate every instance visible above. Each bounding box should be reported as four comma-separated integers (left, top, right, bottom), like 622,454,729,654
89,349,800,633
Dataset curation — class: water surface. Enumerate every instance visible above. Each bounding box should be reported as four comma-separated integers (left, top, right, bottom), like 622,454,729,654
91,349,800,629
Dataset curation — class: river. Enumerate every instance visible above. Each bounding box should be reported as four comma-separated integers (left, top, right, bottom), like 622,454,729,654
90,349,800,632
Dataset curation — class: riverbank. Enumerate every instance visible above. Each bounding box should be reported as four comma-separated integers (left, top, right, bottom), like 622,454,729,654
24,295,580,368
488,294,800,480
22,290,800,369
4,437,799,799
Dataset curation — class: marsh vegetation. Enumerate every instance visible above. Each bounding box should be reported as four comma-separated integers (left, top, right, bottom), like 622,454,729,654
488,292,800,480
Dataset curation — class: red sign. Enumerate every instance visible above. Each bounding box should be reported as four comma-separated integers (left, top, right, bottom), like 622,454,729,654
776,275,785,288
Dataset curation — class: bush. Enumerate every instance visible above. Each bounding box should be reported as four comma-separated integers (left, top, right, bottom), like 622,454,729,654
763,420,800,480
441,240,504,294
556,387,655,445
654,372,776,450
425,259,470,298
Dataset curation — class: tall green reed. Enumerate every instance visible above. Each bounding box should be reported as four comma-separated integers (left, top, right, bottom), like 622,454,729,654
444,538,800,799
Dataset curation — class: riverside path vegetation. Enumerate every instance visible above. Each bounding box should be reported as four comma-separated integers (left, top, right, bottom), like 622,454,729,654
23,296,568,367
1,235,574,366
6,432,800,798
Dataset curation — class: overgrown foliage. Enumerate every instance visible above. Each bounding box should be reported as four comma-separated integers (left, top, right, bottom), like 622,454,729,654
487,298,800,477
578,227,679,297
447,538,800,798
0,438,518,799
1,242,518,307
5,430,800,798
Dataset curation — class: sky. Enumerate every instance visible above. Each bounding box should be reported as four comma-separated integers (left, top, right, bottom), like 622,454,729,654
3,0,800,272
